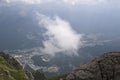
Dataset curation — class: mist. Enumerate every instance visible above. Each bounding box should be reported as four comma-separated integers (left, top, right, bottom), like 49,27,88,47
36,13,83,56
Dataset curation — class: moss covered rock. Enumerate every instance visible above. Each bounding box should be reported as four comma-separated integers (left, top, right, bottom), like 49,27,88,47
0,52,29,80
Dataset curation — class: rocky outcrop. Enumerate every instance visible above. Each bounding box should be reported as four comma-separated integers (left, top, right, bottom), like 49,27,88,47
0,52,46,80
66,52,120,80
25,71,34,80
32,70,46,80
0,52,23,69
0,52,30,80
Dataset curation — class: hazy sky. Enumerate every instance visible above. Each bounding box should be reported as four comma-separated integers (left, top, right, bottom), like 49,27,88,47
1,0,120,6
1,0,120,5
0,0,120,55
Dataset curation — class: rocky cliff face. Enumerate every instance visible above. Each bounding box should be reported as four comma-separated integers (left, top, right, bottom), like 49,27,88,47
66,52,120,80
0,52,47,80
0,52,23,70
0,52,34,80
0,51,120,80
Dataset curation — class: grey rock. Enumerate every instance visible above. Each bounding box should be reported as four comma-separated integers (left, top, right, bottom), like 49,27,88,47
25,71,34,80
0,52,23,69
66,52,120,80
4,70,10,76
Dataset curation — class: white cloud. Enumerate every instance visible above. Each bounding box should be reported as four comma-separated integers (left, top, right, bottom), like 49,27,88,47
20,0,42,4
63,0,99,5
36,13,83,56
1,0,43,4
64,0,120,6
1,0,120,6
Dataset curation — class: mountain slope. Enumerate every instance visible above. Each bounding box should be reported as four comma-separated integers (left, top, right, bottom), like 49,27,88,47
0,52,32,80
0,51,120,80
66,52,120,80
